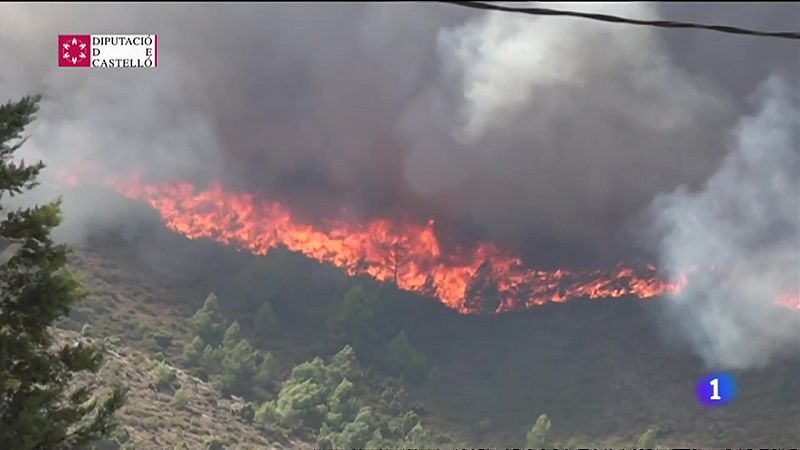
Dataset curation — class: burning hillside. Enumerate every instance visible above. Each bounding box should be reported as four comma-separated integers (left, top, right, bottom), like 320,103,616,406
57,167,709,314
57,165,796,314
119,180,696,314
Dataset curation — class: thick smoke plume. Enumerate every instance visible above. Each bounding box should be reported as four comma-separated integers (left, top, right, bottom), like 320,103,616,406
0,3,797,367
0,3,764,266
647,77,799,369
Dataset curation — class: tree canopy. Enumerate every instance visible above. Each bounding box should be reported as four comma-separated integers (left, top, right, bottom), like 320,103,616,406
0,96,124,449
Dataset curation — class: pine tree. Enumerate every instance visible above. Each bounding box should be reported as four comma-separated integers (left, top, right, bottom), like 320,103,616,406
0,96,125,448
385,330,429,383
525,413,551,449
189,292,226,346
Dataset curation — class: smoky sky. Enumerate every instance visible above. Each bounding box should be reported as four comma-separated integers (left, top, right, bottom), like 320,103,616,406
0,2,797,269
646,77,799,369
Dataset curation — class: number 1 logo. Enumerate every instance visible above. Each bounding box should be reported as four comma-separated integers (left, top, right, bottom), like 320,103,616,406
709,377,721,400
696,373,736,407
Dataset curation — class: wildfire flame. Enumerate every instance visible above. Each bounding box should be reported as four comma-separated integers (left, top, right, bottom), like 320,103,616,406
57,166,797,314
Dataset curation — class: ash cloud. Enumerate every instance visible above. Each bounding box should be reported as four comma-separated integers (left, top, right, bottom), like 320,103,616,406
646,77,800,369
0,2,794,273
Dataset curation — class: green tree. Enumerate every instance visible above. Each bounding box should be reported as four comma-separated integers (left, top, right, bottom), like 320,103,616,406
182,335,205,366
221,321,241,350
326,378,359,428
254,300,280,339
286,356,329,388
274,378,328,429
338,407,374,448
329,344,359,382
384,330,429,383
402,422,435,448
216,339,258,398
252,352,279,400
526,413,551,449
322,406,378,449
189,293,226,346
0,96,125,449
327,286,392,351
201,344,221,375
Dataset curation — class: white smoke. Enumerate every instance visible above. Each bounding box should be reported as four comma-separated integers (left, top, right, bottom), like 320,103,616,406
401,2,733,259
0,2,792,268
646,76,800,369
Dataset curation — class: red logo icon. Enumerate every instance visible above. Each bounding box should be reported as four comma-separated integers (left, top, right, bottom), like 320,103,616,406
58,35,91,67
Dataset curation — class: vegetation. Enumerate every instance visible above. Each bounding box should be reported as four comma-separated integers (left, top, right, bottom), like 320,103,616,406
153,361,178,390
636,425,663,449
188,293,226,347
0,96,124,449
384,330,431,383
203,436,224,450
326,285,393,351
255,345,445,448
182,300,279,401
526,413,552,449
39,200,799,448
171,387,190,409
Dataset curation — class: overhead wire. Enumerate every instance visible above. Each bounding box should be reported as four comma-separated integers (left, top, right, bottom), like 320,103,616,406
438,1,800,41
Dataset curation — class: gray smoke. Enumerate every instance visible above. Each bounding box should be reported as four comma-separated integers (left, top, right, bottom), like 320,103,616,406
1,2,762,265
400,2,734,263
0,3,797,368
646,77,800,369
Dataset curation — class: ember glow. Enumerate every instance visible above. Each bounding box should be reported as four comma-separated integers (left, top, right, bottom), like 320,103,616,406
59,168,797,314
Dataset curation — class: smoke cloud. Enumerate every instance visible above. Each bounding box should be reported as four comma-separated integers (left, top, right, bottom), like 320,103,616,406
400,2,734,264
646,77,799,369
0,3,797,367
0,2,758,265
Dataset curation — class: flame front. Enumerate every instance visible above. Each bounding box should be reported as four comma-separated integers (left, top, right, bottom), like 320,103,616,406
97,173,689,314
58,167,796,314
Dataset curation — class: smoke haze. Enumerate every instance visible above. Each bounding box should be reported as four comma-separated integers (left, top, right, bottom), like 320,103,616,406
1,2,797,367
646,77,799,369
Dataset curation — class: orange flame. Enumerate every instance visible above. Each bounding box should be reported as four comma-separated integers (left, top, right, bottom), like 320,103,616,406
56,167,796,314
106,173,687,314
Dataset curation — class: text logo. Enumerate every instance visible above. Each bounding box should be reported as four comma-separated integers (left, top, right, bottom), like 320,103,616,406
57,34,157,69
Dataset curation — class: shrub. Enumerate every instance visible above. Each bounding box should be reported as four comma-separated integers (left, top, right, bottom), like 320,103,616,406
152,361,177,390
171,387,190,409
636,425,662,449
203,436,225,450
152,330,173,349
235,402,255,424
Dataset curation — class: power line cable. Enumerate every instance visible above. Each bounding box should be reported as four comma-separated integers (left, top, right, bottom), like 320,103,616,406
439,1,800,41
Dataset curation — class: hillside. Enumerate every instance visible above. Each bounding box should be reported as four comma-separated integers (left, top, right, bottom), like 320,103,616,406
53,328,299,449
60,214,800,448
